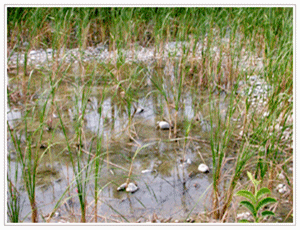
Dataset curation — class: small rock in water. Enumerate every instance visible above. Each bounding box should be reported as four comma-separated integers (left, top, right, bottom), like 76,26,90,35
136,107,144,114
157,121,170,130
126,183,139,193
141,169,152,174
117,182,139,193
186,218,195,223
193,183,199,188
117,183,127,191
198,163,209,173
179,158,192,167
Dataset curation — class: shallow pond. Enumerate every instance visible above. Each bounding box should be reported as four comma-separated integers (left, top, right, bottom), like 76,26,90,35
7,62,236,223
7,42,292,223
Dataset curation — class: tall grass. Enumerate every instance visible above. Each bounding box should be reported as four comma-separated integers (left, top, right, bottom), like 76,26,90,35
7,81,52,222
7,7,293,223
7,159,22,223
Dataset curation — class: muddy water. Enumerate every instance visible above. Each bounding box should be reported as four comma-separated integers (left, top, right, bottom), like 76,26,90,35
7,71,234,223
6,41,252,223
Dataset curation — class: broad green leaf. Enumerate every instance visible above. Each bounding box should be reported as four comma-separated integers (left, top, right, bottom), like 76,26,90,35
261,210,275,217
240,200,256,217
256,197,277,211
256,187,271,200
236,190,256,204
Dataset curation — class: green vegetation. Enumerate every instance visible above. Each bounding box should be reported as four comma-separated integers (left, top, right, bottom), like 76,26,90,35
236,172,277,223
7,7,293,223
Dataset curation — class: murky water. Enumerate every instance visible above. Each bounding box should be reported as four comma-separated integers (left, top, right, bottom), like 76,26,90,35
7,42,291,223
7,63,234,223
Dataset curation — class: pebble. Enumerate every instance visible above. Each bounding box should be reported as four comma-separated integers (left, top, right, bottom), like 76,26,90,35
117,182,139,193
193,183,199,188
276,183,288,194
141,169,152,174
136,107,144,114
249,75,257,82
263,112,269,117
157,121,170,130
126,183,139,193
46,48,53,54
278,172,285,180
198,163,209,173
186,158,192,164
29,50,37,56
179,158,192,167
186,218,195,223
117,183,127,191
237,212,251,221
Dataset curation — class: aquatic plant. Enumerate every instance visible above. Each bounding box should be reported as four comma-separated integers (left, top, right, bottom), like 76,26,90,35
7,169,22,222
6,7,293,223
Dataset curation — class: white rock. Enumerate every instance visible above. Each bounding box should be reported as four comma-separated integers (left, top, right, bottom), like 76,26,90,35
136,107,144,114
249,75,257,82
117,183,127,191
198,163,209,173
263,112,269,117
186,158,192,164
46,48,53,54
29,50,37,56
141,169,152,174
278,172,285,180
157,121,170,130
276,183,287,194
237,212,251,221
276,183,284,189
126,183,139,193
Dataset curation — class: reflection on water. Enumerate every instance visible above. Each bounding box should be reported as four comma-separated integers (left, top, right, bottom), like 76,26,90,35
7,106,21,128
6,63,233,223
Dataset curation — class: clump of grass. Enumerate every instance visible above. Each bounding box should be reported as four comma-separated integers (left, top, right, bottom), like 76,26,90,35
6,7,293,223
7,173,22,222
